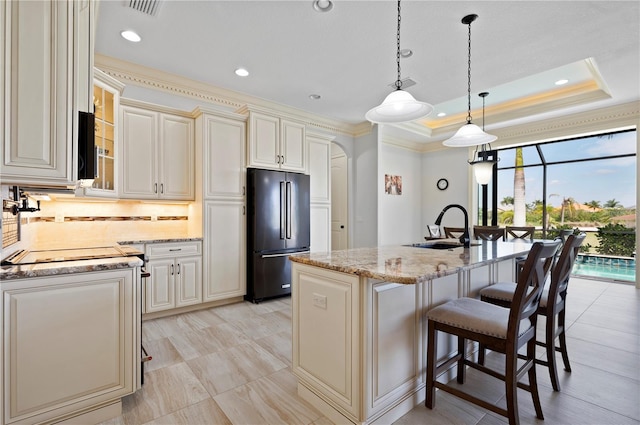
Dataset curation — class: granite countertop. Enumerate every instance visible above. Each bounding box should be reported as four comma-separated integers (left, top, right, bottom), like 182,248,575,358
1,256,144,281
289,239,535,284
117,237,203,245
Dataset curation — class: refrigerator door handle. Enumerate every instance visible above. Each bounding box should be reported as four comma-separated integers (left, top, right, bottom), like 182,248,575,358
280,181,286,240
286,181,292,239
261,251,310,259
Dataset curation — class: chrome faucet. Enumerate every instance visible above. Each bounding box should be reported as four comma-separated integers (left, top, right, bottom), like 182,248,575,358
434,204,470,247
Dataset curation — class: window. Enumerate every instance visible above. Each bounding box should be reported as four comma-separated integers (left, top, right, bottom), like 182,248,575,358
491,129,636,257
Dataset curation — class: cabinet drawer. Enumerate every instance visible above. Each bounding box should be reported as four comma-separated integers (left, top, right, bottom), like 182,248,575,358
146,241,202,258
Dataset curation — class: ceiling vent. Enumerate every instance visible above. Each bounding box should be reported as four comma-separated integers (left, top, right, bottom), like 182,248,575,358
388,78,416,89
127,0,161,16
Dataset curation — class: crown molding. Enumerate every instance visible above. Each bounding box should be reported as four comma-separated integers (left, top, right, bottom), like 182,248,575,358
120,97,195,118
380,136,425,152
418,100,639,154
96,54,360,138
191,106,248,122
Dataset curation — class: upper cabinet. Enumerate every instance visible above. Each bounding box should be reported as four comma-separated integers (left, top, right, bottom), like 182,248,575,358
120,101,195,200
0,0,94,187
245,109,306,172
79,69,125,197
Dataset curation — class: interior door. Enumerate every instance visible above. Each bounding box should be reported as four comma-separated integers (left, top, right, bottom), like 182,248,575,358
331,148,348,250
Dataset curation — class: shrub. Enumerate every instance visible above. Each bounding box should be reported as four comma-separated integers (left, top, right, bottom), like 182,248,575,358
595,223,636,257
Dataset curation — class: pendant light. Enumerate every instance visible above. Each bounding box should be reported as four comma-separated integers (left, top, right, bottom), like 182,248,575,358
443,14,497,147
469,91,498,185
365,0,433,124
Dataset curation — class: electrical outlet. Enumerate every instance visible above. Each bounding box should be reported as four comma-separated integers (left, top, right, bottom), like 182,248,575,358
312,293,327,309
151,215,158,222
55,214,64,223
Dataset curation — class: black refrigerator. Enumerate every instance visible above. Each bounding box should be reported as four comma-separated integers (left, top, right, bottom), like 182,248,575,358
246,168,310,303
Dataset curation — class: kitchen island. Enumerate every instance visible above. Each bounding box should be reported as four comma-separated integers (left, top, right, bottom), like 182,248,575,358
289,240,534,425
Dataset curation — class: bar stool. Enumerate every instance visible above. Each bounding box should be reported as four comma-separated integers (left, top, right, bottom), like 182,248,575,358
506,226,535,241
479,234,586,391
425,241,560,425
473,225,505,241
443,227,466,239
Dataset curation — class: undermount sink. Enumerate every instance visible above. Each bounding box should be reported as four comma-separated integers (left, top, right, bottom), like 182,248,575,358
405,242,464,250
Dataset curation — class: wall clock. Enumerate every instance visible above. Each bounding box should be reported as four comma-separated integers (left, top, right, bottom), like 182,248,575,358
437,178,448,191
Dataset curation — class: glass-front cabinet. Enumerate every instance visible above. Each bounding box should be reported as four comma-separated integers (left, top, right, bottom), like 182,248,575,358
81,68,125,197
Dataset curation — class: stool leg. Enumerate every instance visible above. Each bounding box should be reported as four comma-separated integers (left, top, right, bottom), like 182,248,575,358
527,338,544,420
426,320,437,409
558,308,572,372
505,348,520,425
478,342,486,365
546,313,561,392
457,336,466,383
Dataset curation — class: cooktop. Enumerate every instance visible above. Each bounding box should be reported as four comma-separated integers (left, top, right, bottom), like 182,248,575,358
2,246,143,266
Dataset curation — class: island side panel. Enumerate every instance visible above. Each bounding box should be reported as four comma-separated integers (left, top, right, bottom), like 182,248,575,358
364,280,421,421
291,262,361,421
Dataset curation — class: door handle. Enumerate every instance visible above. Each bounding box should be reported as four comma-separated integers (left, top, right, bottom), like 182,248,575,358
160,183,164,194
280,181,286,240
154,183,158,194
286,181,292,239
176,263,180,274
171,264,174,275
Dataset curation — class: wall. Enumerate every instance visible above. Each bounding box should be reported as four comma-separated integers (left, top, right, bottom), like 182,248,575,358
378,143,423,246
421,148,472,231
353,129,378,248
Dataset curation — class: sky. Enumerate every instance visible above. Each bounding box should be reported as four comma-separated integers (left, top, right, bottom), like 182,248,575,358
495,130,636,209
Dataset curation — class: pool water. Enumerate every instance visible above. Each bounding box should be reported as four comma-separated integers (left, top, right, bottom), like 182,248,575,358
572,254,636,282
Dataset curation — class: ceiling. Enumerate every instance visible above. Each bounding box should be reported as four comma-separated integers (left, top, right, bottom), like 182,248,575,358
94,1,640,145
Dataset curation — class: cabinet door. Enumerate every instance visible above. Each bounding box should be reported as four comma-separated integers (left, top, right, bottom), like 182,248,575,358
176,255,202,307
307,135,331,203
120,106,158,198
248,112,280,169
203,200,246,301
146,258,175,312
2,269,136,424
203,115,246,199
159,114,194,200
1,1,75,185
280,119,306,172
310,203,331,253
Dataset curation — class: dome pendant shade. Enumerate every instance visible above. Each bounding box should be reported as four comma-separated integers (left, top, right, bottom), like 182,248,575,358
365,89,434,124
443,123,497,147
470,158,496,185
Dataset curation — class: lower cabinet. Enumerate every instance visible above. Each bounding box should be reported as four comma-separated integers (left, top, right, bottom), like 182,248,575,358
203,200,246,301
1,268,139,425
144,241,202,313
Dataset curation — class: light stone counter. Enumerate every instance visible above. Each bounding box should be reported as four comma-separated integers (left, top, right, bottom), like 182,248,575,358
289,239,534,284
1,256,144,280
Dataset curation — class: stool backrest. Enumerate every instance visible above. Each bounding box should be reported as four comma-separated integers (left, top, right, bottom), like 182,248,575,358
548,233,586,308
506,226,535,241
509,241,561,338
473,226,505,241
443,227,466,239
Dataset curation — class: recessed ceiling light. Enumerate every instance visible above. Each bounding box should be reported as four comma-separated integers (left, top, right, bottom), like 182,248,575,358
235,68,249,77
400,49,413,58
120,30,141,42
555,79,569,85
313,0,333,12
309,94,321,100
437,112,447,117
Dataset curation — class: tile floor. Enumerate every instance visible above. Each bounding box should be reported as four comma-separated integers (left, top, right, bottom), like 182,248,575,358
100,277,639,425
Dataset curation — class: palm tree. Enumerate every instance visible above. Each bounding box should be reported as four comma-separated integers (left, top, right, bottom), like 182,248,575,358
604,199,622,208
560,197,577,225
584,200,601,211
513,147,526,226
501,196,514,207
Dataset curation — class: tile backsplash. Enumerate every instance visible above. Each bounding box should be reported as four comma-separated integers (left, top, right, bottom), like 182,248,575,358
5,196,194,251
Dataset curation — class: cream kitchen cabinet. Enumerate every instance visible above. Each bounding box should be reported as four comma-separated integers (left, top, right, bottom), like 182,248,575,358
245,110,306,172
78,68,125,198
144,241,202,313
193,110,247,302
120,102,195,200
202,200,246,301
1,0,94,186
307,132,333,252
1,267,139,425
